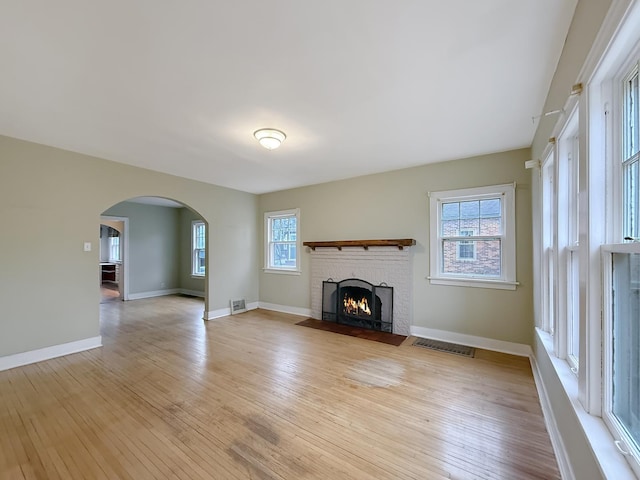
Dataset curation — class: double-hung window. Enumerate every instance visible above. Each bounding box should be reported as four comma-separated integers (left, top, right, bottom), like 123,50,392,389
192,221,206,277
556,108,580,370
429,183,517,289
602,64,640,473
264,209,300,273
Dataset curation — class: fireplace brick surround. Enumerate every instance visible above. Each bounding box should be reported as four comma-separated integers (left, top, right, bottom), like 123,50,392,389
309,247,413,335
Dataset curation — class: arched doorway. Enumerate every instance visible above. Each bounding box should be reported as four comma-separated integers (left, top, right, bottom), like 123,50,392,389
99,196,208,315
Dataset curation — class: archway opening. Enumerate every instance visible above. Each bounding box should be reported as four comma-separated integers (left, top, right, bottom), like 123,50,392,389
99,196,208,319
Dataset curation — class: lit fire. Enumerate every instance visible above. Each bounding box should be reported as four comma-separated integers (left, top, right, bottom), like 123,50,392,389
343,295,371,316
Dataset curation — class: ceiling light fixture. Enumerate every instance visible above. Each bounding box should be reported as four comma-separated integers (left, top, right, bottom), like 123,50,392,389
254,128,286,150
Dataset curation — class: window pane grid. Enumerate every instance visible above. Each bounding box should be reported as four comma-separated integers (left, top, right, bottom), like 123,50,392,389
440,198,503,276
192,222,205,276
430,185,514,288
265,210,299,271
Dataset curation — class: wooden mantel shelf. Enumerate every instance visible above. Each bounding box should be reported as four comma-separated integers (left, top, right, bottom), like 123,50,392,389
303,239,416,251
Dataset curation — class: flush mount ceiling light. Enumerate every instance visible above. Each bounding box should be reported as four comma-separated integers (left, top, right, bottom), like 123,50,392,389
254,128,286,150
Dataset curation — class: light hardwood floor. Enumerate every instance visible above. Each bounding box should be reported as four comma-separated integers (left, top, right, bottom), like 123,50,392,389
0,295,560,479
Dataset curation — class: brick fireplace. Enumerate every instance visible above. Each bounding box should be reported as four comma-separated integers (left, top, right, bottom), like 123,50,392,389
307,241,414,336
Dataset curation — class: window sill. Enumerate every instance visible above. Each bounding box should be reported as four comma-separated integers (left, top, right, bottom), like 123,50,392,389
535,328,637,480
428,276,518,290
191,274,205,280
263,268,301,276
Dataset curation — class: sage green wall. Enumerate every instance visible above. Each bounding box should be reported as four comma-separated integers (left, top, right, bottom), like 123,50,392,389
179,208,206,295
0,134,259,358
259,148,533,345
103,202,181,295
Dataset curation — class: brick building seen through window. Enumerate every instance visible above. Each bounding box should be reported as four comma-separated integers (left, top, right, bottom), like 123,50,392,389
441,199,502,277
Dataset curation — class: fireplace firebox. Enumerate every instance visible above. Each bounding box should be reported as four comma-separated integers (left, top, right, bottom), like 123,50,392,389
322,278,393,332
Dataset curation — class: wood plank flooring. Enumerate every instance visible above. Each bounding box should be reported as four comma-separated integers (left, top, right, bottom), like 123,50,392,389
0,295,560,479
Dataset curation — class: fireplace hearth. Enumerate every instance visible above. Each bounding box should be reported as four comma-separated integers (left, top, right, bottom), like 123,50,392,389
322,278,393,332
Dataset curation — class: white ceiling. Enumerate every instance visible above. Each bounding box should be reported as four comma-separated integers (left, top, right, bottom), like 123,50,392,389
0,1,577,194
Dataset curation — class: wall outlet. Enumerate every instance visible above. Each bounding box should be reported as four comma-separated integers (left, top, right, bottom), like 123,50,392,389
160,282,166,288
83,242,92,252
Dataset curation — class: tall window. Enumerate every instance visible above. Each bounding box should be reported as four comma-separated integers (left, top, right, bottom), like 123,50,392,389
109,236,120,263
429,184,516,289
541,153,555,335
264,209,300,273
556,109,580,370
602,64,640,472
192,221,205,276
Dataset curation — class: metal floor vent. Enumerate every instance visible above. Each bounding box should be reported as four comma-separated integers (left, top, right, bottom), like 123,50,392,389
412,338,475,357
230,298,247,315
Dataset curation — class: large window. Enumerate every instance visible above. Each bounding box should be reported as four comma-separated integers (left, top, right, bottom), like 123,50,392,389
602,63,640,473
556,109,580,371
264,209,300,273
429,183,516,289
534,4,640,477
192,221,206,277
541,152,556,335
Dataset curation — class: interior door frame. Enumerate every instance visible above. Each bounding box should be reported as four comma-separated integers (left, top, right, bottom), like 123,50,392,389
100,215,130,301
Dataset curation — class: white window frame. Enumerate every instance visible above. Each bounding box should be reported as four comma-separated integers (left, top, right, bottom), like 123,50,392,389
191,220,206,277
264,208,301,275
541,149,556,335
428,183,517,290
602,243,640,475
532,2,640,478
600,50,640,476
556,106,581,371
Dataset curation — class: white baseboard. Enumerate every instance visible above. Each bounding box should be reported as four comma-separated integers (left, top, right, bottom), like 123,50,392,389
247,301,259,311
0,336,103,372
410,326,532,357
205,307,231,320
128,288,180,300
530,354,574,480
128,289,205,300
204,302,259,321
178,289,205,298
258,302,312,318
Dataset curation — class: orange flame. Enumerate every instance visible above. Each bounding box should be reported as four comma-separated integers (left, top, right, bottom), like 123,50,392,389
343,295,371,316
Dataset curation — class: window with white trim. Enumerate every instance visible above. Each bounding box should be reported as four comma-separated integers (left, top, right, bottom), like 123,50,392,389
192,221,205,276
429,184,517,289
541,152,555,335
109,236,120,263
602,62,640,472
264,209,300,273
556,108,580,371
534,4,640,477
